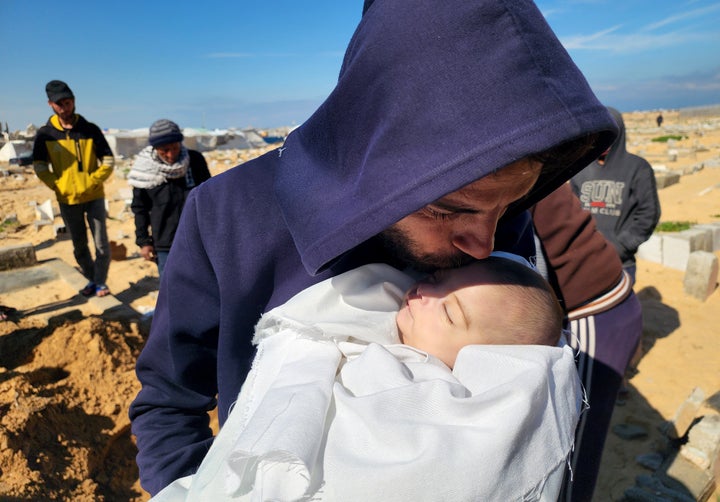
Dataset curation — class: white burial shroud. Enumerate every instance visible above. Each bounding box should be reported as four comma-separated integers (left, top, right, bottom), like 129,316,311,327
153,263,582,502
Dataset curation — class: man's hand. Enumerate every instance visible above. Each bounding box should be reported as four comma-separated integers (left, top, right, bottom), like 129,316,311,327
140,245,157,262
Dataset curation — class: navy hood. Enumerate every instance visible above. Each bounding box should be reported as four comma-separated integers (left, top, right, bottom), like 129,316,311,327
276,0,618,274
604,107,628,162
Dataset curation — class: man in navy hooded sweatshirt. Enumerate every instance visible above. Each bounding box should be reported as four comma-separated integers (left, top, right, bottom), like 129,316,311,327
130,0,619,497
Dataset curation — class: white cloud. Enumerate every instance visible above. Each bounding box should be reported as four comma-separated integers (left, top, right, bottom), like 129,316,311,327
642,3,720,32
561,25,621,49
539,8,562,19
561,28,712,53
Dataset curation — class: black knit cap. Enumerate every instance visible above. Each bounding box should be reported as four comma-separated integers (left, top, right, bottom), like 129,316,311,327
149,119,184,147
46,80,74,103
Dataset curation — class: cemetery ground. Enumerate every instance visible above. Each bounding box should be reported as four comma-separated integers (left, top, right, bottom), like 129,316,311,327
1,111,719,500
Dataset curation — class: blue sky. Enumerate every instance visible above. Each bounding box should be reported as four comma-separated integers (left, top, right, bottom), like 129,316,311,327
1,0,718,131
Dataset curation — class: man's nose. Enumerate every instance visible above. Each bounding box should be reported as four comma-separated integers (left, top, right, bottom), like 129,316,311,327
450,218,496,259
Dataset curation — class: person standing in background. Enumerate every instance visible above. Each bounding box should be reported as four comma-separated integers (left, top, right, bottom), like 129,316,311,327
32,80,115,297
571,106,661,285
128,119,211,278
532,183,643,502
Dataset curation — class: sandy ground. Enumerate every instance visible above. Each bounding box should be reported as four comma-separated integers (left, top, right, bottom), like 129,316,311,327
0,111,719,500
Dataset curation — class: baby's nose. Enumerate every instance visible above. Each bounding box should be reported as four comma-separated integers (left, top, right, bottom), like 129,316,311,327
406,286,421,301
415,283,436,302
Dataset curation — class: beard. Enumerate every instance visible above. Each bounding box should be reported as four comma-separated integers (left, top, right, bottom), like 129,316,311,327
58,106,76,122
378,226,474,273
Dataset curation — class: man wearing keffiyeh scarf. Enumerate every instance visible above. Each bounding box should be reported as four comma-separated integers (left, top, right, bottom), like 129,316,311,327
128,145,192,189
129,119,211,277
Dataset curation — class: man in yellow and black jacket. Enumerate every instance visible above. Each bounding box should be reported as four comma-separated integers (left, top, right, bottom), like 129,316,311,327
32,80,116,297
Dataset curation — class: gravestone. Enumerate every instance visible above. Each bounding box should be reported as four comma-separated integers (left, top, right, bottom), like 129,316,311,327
683,251,718,301
0,242,37,271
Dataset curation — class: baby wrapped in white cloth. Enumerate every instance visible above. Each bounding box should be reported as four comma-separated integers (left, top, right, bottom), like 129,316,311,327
153,255,582,501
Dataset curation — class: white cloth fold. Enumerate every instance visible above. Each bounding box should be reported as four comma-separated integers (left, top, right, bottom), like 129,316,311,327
153,264,582,501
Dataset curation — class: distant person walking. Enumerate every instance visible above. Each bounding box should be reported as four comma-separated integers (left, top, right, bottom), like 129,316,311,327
656,113,663,127
571,106,661,284
32,80,115,297
128,119,211,278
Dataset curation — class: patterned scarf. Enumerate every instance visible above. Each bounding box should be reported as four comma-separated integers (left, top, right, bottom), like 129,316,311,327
127,145,190,189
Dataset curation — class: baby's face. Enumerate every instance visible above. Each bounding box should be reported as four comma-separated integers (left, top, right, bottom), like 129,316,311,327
396,262,504,368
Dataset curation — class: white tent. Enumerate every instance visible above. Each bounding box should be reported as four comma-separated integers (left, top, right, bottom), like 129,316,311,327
213,132,252,150
183,128,267,152
242,128,272,148
182,129,221,152
104,129,149,159
0,141,32,162
104,126,274,158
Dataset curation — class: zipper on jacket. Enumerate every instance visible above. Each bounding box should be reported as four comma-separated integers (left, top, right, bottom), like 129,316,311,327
64,129,84,172
73,137,84,172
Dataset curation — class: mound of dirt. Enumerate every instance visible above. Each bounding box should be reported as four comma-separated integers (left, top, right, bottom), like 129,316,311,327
0,316,147,501
0,144,274,501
